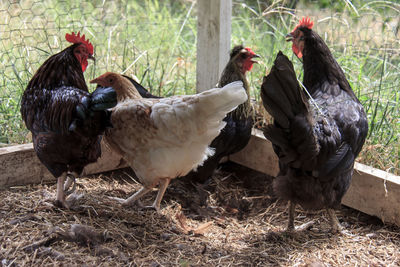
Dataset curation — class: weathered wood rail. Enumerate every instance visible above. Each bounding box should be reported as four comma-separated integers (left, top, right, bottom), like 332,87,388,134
1,129,399,226
0,142,125,187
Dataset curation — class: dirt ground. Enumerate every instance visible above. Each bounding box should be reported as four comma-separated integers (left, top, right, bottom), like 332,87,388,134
1,162,399,266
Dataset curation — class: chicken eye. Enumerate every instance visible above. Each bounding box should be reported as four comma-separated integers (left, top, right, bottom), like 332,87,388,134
109,78,114,83
241,53,247,59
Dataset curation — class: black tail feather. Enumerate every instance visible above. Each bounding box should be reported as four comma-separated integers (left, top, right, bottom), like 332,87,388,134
90,86,117,111
261,51,319,169
261,51,308,130
122,75,161,98
69,87,117,136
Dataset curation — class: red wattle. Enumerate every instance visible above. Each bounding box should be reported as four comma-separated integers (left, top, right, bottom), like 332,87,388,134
81,60,88,72
292,44,303,58
243,59,254,73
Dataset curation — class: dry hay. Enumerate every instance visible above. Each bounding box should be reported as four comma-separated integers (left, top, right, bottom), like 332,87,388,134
1,163,399,266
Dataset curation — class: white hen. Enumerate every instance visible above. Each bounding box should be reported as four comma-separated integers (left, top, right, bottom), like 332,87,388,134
90,72,247,211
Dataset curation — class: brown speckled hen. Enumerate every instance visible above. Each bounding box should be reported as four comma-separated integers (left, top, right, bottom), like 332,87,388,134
20,32,117,208
261,17,368,233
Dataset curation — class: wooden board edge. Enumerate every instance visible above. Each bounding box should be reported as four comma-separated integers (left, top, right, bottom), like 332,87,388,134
0,141,126,188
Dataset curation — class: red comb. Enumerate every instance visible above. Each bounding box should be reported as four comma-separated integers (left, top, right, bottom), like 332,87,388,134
65,31,94,55
245,47,255,55
293,16,314,31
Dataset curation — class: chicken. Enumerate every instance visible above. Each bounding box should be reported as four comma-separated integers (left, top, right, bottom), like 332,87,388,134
184,45,259,183
90,72,248,211
123,46,258,185
20,32,117,208
261,17,368,233
122,75,161,99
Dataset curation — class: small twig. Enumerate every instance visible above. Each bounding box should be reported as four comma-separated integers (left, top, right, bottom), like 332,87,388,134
36,247,65,260
23,234,60,252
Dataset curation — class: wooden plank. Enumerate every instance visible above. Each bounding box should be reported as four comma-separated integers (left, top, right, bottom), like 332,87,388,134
0,141,125,188
230,129,400,226
229,129,279,176
196,0,232,92
343,162,400,225
0,144,53,187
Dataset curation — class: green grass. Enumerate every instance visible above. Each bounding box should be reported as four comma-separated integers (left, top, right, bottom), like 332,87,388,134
0,0,398,174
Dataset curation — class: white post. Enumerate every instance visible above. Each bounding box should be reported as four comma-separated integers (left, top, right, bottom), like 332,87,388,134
196,0,232,92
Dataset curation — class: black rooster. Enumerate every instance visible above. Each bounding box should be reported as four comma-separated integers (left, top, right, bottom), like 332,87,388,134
261,17,368,233
20,32,117,208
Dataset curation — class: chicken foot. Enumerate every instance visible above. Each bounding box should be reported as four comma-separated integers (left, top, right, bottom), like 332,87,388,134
55,172,69,209
55,172,83,209
110,178,171,213
286,201,315,232
285,203,344,234
63,172,77,196
327,208,344,234
109,186,152,207
144,178,171,212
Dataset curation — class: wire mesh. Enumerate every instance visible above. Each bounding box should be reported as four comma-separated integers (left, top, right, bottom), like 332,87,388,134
230,0,400,174
0,0,197,145
0,0,399,173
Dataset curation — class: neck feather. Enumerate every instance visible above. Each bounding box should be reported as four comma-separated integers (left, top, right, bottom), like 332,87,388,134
218,61,253,119
302,31,355,99
116,78,143,102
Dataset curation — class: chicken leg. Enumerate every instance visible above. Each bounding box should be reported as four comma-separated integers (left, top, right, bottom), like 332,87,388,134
145,178,171,212
55,172,69,209
286,201,315,232
64,172,77,195
327,208,343,234
110,186,152,207
287,201,295,231
110,178,171,213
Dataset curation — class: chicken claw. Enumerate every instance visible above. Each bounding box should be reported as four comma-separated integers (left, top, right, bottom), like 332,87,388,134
108,186,151,208
108,179,171,213
108,196,129,205
326,208,350,235
142,204,161,213
286,202,315,232
55,173,70,209
148,178,170,213
64,173,77,196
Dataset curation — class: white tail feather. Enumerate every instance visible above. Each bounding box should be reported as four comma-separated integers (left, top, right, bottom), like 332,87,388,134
191,81,248,144
197,81,248,118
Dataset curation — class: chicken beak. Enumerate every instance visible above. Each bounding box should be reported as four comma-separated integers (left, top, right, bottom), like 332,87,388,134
251,53,260,63
90,77,100,85
286,33,293,42
88,54,96,62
